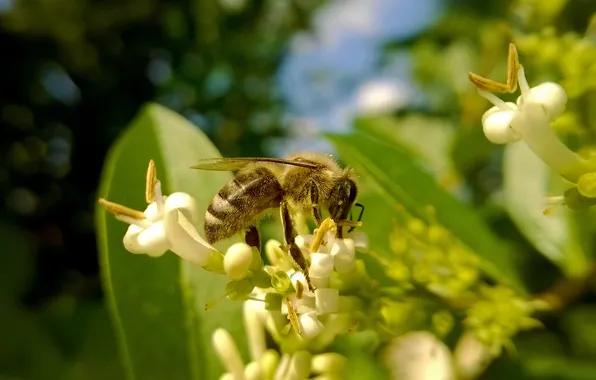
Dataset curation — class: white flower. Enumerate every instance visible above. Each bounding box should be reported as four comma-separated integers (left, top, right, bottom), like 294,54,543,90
472,44,589,183
99,159,216,265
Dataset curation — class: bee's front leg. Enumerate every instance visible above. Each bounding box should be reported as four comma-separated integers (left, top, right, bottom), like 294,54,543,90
244,226,261,251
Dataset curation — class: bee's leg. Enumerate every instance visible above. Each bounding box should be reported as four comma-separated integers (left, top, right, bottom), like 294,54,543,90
244,226,261,251
280,200,315,291
310,182,323,227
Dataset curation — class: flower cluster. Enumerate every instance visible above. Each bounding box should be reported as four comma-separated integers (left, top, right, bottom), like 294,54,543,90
463,285,543,356
385,206,480,298
99,159,372,378
469,43,596,211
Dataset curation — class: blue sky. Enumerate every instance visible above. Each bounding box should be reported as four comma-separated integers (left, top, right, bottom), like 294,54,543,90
273,0,443,155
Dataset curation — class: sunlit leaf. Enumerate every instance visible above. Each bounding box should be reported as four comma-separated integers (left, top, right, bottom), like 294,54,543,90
96,103,245,380
328,130,524,293
503,141,589,277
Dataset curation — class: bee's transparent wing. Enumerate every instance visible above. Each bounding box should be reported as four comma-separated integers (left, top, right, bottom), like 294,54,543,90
190,157,319,172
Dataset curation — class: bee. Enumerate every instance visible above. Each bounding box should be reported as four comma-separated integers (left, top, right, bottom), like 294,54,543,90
190,152,364,286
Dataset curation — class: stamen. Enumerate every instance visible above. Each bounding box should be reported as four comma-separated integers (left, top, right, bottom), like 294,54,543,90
285,297,301,335
310,218,337,252
506,42,520,92
468,42,520,93
98,198,145,220
145,159,157,204
296,281,305,299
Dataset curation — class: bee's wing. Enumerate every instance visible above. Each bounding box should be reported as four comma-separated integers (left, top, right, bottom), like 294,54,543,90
190,157,320,172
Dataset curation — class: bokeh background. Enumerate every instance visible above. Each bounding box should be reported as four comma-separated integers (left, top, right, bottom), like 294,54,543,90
1,0,596,378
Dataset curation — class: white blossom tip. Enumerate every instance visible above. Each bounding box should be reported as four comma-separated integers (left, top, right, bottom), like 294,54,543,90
225,242,254,280
517,81,567,122
212,328,246,380
481,105,522,144
315,288,340,314
298,311,325,339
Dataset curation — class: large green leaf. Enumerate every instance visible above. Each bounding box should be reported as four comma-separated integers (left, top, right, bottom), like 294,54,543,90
503,141,589,277
328,130,524,293
96,103,246,380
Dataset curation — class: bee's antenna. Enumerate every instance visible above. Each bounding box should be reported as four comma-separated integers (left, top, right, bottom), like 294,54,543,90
348,203,365,233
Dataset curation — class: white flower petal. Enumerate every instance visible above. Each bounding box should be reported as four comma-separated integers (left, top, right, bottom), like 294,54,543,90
349,231,369,253
298,311,324,339
481,105,521,144
309,253,334,278
164,192,200,224
164,208,213,265
310,276,330,288
330,238,355,258
334,252,356,274
128,221,170,257
315,288,339,314
144,201,163,222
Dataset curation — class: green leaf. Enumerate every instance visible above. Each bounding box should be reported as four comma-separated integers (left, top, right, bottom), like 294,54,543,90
328,130,524,293
503,141,589,277
96,103,246,380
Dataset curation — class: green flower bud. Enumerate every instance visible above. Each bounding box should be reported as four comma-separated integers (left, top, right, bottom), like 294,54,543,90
577,172,596,198
563,187,596,210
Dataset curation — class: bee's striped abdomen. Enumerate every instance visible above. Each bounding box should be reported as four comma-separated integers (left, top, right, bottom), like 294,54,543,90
204,167,283,243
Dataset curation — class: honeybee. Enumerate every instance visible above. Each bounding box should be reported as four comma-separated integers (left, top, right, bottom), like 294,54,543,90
191,152,364,287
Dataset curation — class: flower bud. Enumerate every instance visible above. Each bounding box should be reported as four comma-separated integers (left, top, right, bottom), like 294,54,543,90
518,82,567,122
330,238,355,257
481,105,522,144
212,328,246,380
289,351,312,380
312,352,347,374
225,242,254,280
298,311,324,339
577,172,596,198
382,331,455,380
315,288,340,314
244,361,263,380
310,253,334,278
259,349,280,380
